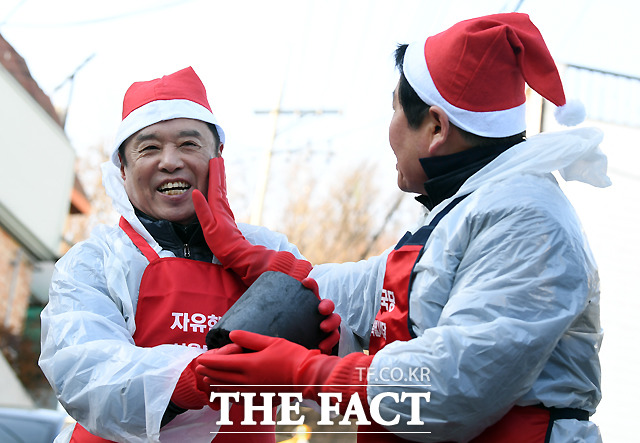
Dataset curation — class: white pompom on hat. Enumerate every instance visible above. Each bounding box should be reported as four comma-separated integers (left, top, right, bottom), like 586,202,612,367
402,13,585,138
111,66,225,166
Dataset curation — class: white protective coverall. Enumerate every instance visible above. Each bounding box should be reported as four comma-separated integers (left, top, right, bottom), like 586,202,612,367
310,127,609,442
39,161,306,443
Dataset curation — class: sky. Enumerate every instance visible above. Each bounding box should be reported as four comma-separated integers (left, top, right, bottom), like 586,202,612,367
1,0,639,440
2,1,638,173
2,0,638,216
1,0,638,208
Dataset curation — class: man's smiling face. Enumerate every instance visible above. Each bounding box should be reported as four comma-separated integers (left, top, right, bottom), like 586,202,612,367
120,118,218,225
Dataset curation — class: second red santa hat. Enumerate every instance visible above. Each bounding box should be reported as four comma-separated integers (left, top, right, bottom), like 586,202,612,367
403,12,585,138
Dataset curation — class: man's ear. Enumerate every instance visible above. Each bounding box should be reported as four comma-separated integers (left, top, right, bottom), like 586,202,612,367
119,154,127,181
427,106,451,156
218,143,224,156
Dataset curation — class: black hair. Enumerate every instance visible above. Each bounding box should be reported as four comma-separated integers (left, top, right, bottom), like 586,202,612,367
394,44,431,129
394,44,525,149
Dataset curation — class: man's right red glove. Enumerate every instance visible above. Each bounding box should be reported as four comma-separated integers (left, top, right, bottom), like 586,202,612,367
193,157,312,286
172,344,243,410
196,330,373,410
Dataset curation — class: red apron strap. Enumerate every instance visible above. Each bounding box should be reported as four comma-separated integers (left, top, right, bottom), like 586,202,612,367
69,423,115,443
470,405,551,442
119,216,160,262
357,406,553,442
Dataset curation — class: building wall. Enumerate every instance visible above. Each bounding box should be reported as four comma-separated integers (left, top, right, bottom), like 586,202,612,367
0,229,33,333
0,51,76,336
0,65,75,262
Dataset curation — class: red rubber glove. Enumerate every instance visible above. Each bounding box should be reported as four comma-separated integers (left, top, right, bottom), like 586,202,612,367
172,343,243,410
195,330,373,407
302,277,341,354
193,157,312,286
196,330,337,402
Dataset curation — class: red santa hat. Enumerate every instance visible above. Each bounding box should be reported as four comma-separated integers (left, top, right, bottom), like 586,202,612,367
111,66,225,166
402,13,585,138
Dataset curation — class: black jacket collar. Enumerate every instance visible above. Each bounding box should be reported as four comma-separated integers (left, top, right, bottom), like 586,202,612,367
416,143,517,210
135,209,213,263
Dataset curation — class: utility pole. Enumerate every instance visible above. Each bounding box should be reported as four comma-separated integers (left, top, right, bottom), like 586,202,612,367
54,53,95,129
249,88,340,225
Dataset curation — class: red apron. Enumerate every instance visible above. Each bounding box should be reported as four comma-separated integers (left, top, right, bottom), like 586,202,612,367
363,196,582,442
70,217,276,442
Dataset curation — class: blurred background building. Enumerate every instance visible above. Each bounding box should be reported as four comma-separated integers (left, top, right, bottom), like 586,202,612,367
0,33,90,410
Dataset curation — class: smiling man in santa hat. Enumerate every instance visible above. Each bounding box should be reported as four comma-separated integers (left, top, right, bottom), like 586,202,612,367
194,13,608,442
38,66,340,443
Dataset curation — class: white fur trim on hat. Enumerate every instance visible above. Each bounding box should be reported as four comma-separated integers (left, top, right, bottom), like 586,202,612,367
403,40,526,138
111,99,225,166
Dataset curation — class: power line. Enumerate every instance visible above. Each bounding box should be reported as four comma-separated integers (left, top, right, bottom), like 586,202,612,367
0,0,199,28
249,97,340,225
53,53,96,128
0,0,28,26
500,0,526,12
512,0,526,12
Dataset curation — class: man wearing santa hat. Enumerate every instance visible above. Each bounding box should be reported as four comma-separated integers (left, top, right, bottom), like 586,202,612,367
194,13,607,442
38,67,340,442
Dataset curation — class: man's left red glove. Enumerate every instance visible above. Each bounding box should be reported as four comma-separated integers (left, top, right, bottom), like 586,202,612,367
194,159,340,354
193,158,312,286
195,330,373,407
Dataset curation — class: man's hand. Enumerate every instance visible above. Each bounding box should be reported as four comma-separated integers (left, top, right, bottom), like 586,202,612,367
172,343,243,410
197,330,375,416
303,278,341,354
193,157,312,286
196,330,340,402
